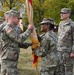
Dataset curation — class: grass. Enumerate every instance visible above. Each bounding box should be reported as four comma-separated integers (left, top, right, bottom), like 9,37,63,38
18,47,40,75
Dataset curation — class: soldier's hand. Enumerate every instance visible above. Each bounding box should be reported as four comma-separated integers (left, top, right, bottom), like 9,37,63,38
28,23,34,30
23,42,32,49
28,42,33,46
70,52,74,58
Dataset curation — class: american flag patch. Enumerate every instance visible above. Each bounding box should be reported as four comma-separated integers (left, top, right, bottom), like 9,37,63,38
6,28,12,34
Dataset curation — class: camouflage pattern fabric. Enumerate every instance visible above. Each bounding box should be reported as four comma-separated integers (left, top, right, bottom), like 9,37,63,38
34,30,60,75
0,21,6,48
15,25,32,49
58,19,74,75
0,21,7,75
1,24,32,75
1,60,19,75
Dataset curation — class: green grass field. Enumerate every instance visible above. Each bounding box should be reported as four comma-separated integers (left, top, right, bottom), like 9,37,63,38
18,47,40,75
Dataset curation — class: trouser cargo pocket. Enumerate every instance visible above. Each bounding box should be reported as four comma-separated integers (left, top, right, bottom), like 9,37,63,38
1,48,19,61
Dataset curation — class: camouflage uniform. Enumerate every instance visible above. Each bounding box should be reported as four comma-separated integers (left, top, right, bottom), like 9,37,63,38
15,25,32,49
0,17,4,75
0,27,2,75
34,30,59,75
0,11,10,72
0,10,10,49
1,19,32,75
58,19,74,75
0,17,3,25
0,17,4,48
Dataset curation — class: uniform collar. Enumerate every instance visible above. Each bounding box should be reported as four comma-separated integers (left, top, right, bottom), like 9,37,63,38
61,19,72,26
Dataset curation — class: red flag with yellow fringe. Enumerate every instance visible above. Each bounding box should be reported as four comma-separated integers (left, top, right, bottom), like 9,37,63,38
26,0,40,67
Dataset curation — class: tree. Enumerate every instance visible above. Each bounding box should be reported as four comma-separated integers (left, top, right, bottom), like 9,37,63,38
32,0,74,25
0,0,74,29
0,0,26,21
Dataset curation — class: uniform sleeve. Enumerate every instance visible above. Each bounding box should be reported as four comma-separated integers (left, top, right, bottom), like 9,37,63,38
0,24,5,32
34,36,50,57
18,42,32,49
6,28,32,43
71,22,74,52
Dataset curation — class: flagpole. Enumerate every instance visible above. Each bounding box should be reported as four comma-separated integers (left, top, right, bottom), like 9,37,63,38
26,0,40,75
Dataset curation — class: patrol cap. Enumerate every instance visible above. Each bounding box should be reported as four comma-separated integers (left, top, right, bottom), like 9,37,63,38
8,10,22,19
40,18,55,25
60,8,71,14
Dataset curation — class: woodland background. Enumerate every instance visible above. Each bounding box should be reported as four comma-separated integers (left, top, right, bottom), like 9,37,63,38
0,0,74,30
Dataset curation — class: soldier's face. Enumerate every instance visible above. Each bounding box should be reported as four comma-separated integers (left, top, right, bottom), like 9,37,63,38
60,13,70,20
13,16,20,25
41,24,49,32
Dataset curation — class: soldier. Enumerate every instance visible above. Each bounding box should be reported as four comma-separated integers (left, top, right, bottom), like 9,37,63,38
9,10,32,49
0,16,3,49
34,18,60,75
0,10,34,75
0,12,9,75
0,10,32,50
58,8,74,75
0,11,9,31
0,17,3,25
0,16,3,75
